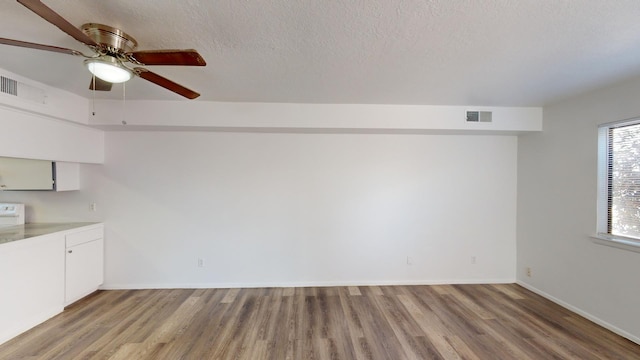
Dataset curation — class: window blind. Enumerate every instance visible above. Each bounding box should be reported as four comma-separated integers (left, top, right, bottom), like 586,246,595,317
607,122,640,239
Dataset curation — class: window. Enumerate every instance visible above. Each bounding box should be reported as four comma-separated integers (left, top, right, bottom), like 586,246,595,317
597,118,640,250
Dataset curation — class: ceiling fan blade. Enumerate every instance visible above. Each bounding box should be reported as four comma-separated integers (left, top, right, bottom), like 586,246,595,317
17,0,98,47
0,37,84,56
127,49,206,66
89,77,112,91
134,68,200,99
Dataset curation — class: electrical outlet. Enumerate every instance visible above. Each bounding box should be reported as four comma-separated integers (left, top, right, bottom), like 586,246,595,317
471,256,477,264
406,256,413,265
526,267,532,277
197,258,204,268
89,203,97,212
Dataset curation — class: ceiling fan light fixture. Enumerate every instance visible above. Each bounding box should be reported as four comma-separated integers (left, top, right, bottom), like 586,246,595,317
85,56,133,83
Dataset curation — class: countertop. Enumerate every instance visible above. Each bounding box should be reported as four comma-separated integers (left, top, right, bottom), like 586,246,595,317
0,223,100,245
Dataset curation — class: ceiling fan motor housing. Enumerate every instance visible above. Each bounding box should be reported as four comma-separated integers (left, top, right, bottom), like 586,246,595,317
81,23,138,55
0,0,204,99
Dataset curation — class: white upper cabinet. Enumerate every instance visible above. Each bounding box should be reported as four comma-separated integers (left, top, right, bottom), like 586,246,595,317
53,161,80,191
0,157,80,191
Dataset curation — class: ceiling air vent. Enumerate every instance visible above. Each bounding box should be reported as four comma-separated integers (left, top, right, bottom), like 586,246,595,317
466,111,492,123
0,75,46,104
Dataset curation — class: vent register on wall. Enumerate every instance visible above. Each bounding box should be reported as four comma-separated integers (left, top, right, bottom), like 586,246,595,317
466,111,493,122
0,75,47,104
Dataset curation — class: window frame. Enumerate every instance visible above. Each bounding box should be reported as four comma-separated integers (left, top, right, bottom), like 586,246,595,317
594,117,640,253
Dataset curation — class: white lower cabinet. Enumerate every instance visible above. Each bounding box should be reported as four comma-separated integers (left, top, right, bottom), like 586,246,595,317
0,224,104,344
0,233,65,345
0,223,104,345
65,226,104,305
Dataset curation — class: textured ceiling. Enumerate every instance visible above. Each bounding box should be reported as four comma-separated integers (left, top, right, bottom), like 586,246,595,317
1,0,640,106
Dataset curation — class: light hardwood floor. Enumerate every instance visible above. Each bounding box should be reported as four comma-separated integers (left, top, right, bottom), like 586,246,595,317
0,284,638,359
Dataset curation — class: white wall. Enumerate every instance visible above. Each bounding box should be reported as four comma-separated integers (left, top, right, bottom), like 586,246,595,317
0,68,91,125
2,130,518,288
517,75,640,343
89,100,542,134
0,106,104,163
0,68,103,163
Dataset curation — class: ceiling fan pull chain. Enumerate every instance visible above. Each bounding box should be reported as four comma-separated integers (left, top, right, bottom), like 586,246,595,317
91,75,96,116
122,82,127,125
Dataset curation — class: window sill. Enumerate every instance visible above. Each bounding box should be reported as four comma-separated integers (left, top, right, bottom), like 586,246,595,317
591,234,640,254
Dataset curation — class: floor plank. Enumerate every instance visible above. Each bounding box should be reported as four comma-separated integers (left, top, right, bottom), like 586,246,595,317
0,284,638,359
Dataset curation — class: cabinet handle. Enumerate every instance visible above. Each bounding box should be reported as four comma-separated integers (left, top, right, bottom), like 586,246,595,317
68,250,72,253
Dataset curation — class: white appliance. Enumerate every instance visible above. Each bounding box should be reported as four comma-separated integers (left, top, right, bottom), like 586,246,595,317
0,203,25,227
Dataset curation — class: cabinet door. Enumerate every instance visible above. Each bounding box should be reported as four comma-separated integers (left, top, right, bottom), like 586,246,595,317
0,157,54,190
53,162,80,191
0,234,65,344
65,238,104,305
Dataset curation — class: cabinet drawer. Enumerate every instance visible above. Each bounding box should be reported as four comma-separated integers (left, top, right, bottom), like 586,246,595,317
65,227,103,248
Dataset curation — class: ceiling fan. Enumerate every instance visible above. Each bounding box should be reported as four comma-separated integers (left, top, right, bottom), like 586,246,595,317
0,0,206,99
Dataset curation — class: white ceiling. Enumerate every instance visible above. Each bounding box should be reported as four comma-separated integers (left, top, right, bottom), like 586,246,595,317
1,0,640,106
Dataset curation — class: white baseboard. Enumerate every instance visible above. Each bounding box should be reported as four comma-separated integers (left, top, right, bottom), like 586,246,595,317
517,280,640,345
100,278,515,290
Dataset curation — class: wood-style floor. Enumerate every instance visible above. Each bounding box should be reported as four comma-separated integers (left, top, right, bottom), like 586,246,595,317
0,284,638,359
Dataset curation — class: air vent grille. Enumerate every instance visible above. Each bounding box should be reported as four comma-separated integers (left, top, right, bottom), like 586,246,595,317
0,75,46,104
1,76,18,96
466,111,492,123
